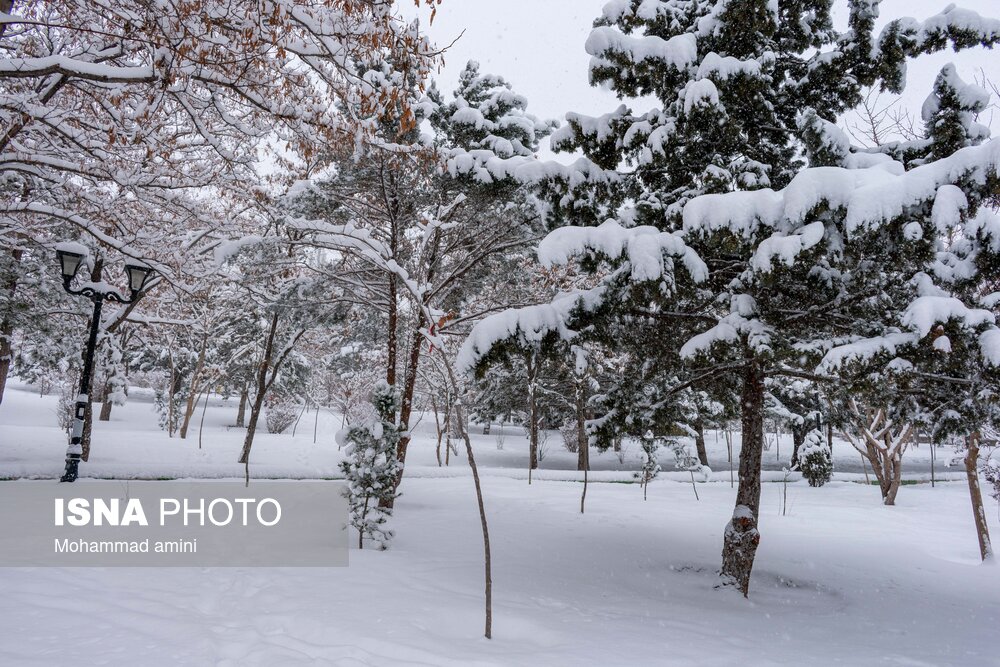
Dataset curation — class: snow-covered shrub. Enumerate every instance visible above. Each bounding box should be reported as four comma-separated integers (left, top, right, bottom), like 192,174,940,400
559,421,579,453
339,382,401,550
797,429,833,487
634,432,661,500
265,400,298,434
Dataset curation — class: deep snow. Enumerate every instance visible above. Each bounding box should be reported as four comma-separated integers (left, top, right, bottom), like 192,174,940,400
1,382,997,666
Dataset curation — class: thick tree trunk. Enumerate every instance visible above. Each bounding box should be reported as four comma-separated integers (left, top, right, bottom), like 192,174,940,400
236,385,248,427
883,455,902,506
98,385,113,422
720,358,764,597
238,313,279,475
694,418,709,467
965,433,993,561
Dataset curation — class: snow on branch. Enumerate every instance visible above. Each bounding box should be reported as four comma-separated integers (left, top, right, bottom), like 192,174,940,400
456,289,603,376
537,219,708,283
682,138,1000,239
444,149,620,188
585,27,697,69
0,55,154,82
901,296,995,337
818,332,920,372
885,5,1000,53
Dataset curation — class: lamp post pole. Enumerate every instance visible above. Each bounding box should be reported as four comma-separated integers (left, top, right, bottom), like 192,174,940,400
56,245,153,483
62,291,104,483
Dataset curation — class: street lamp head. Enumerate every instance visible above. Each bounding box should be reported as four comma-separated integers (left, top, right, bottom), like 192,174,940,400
124,261,154,293
55,244,87,283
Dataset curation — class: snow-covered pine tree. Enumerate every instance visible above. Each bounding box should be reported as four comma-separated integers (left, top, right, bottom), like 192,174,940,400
797,429,833,487
463,0,1000,597
814,64,1000,514
431,60,558,161
339,381,402,550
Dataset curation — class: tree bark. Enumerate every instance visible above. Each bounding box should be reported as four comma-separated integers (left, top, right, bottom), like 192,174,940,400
432,394,443,467
527,354,539,483
965,433,993,561
386,276,397,386
238,313,279,472
179,335,207,438
385,321,424,505
576,377,589,512
694,418,709,467
98,381,113,421
236,384,248,427
790,423,807,467
720,358,764,597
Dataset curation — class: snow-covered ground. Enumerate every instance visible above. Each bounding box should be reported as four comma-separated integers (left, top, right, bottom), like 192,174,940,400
1,382,997,665
0,381,964,482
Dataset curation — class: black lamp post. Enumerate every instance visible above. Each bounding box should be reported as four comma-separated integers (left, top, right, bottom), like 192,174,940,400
55,244,154,483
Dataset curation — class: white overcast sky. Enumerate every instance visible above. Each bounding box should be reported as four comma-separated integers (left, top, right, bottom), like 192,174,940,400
400,0,1000,157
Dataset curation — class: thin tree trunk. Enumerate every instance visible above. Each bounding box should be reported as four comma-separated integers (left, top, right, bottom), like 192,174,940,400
720,358,764,597
694,418,709,467
291,397,308,437
385,323,424,506
965,433,994,561
198,389,209,449
432,394,443,467
441,356,492,639
238,313,280,484
166,354,176,438
576,377,589,512
179,335,207,438
236,384,248,427
386,277,397,386
930,433,936,488
313,399,320,444
528,367,539,484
